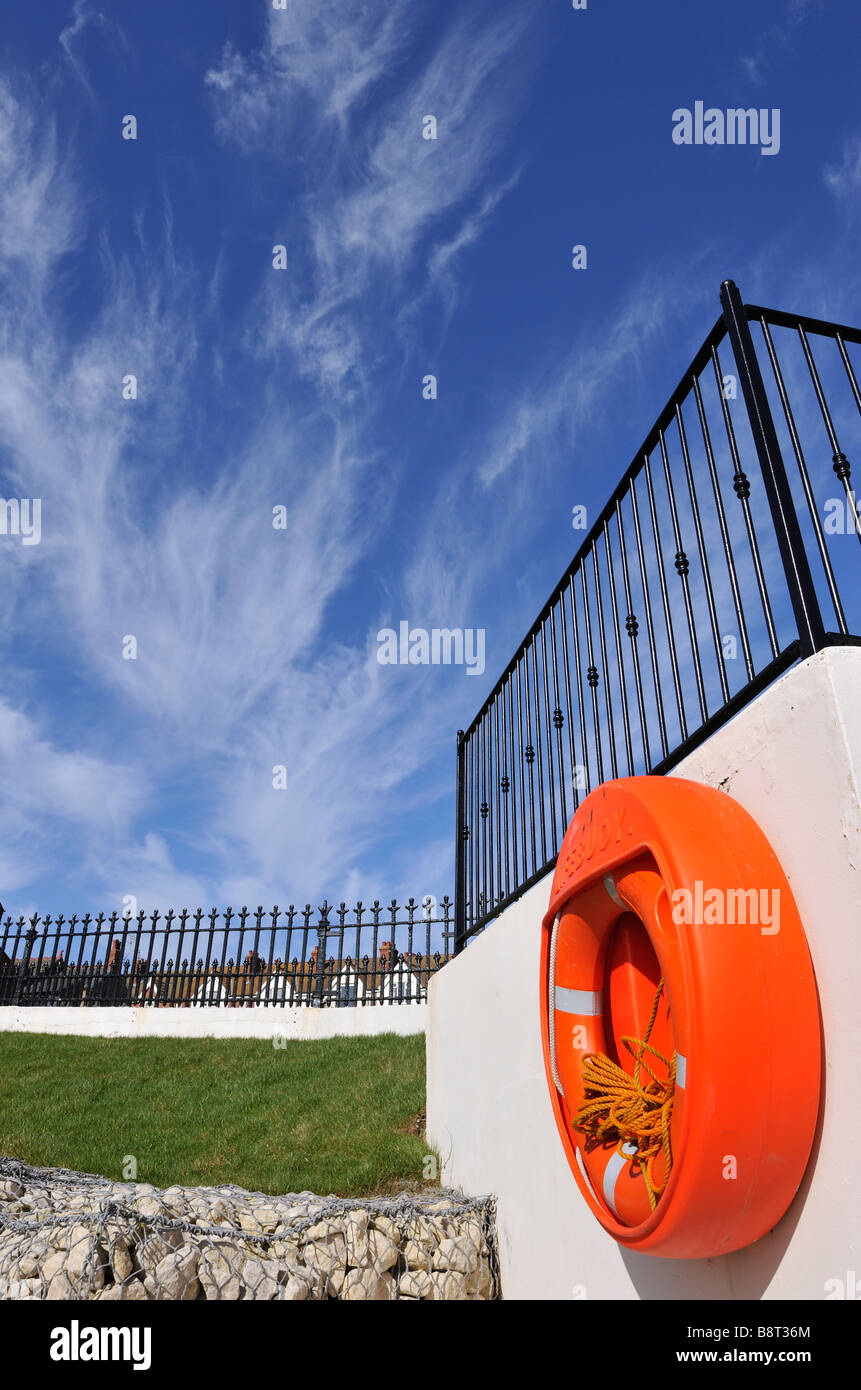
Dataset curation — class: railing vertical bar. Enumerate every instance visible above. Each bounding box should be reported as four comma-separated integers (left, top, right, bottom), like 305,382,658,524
793,324,861,559
643,451,688,741
558,587,581,810
659,426,708,723
720,279,827,657
629,473,668,760
711,342,780,659
498,687,511,903
539,617,559,856
492,694,502,913
675,400,731,703
469,728,478,939
591,544,619,780
580,563,604,784
506,675,518,893
455,729,467,954
615,497,651,770
835,333,861,416
568,574,591,793
516,656,529,880
759,320,851,622
692,372,755,681
522,649,538,876
602,519,634,775
548,606,568,829
530,635,548,868
480,713,489,924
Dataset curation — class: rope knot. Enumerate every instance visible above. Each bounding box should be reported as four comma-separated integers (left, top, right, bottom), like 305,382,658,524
572,979,675,1210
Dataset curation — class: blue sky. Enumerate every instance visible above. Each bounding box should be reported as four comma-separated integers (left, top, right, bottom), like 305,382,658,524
0,0,858,922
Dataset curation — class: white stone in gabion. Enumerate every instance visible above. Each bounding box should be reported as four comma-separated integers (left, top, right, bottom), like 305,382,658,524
398,1269,432,1299
107,1233,135,1283
343,1209,370,1266
252,1207,281,1232
429,1270,466,1300
47,1221,90,1254
42,1229,107,1293
372,1215,401,1244
198,1241,243,1300
138,1228,184,1272
304,1217,345,1243
7,1277,42,1300
360,1228,399,1274
242,1257,284,1300
269,1236,302,1265
97,1278,151,1300
303,1228,347,1279
124,1279,153,1300
281,1274,311,1300
283,1203,319,1224
136,1196,170,1220
433,1235,478,1275
465,1263,493,1298
203,1201,232,1227
402,1241,432,1272
147,1246,200,1300
45,1271,76,1300
340,1266,395,1300
401,1216,437,1271
16,1250,40,1280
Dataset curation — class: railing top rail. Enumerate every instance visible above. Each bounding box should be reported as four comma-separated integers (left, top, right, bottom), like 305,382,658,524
745,302,861,344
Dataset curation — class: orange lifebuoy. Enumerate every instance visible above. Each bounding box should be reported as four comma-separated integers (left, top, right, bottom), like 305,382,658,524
539,776,821,1259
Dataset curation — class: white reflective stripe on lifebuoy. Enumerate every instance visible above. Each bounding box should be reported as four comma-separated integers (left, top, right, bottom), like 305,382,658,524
554,987,603,1016
676,1053,687,1090
604,875,625,907
602,1142,638,1217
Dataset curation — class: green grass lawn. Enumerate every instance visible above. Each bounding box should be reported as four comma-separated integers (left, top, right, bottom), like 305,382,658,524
0,1031,430,1197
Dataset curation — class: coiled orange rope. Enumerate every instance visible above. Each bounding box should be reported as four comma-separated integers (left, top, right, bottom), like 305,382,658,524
572,979,675,1211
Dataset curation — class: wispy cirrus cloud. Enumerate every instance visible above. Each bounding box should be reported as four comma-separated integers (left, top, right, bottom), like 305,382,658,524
207,2,533,398
0,50,481,914
823,135,861,202
206,0,418,147
0,79,82,272
737,0,823,84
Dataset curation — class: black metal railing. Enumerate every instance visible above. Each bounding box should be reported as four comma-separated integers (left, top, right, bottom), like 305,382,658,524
455,279,861,948
0,898,452,1007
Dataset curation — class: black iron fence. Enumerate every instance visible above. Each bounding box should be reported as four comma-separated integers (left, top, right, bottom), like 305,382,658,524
455,279,861,948
0,898,452,1007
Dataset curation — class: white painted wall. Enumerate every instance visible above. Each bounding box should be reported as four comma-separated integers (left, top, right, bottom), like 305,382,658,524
0,1002,425,1041
427,646,861,1300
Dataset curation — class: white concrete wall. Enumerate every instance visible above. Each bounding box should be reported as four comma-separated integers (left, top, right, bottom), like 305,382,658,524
0,1002,426,1041
427,645,861,1300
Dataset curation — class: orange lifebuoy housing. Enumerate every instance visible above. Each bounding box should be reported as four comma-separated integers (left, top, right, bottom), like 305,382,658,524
539,776,821,1259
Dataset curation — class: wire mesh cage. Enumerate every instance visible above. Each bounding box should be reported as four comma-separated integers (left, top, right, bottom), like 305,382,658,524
0,1159,499,1301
